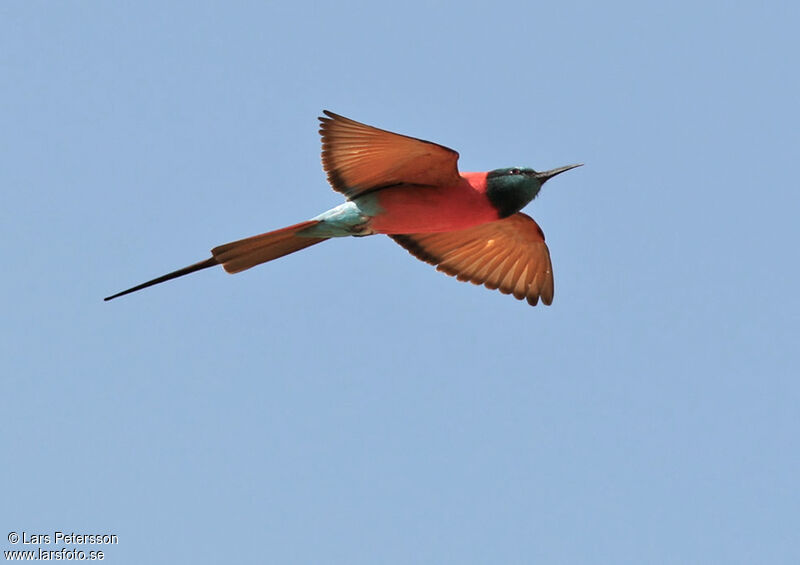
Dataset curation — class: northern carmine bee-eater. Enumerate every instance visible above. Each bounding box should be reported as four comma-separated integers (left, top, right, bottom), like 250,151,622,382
105,111,581,305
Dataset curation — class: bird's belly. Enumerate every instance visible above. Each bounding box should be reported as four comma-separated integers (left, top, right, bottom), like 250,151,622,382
367,185,499,234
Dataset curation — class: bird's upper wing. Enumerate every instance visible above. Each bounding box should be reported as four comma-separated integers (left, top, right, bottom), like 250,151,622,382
390,213,554,306
319,111,462,199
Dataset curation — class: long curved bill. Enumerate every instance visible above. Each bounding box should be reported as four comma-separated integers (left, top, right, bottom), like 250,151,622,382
536,163,583,183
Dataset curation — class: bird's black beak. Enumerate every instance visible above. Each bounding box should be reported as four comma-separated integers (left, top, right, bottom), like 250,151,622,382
536,163,583,183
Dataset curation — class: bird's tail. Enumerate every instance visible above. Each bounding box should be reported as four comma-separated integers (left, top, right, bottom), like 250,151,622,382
104,220,327,301
211,220,327,273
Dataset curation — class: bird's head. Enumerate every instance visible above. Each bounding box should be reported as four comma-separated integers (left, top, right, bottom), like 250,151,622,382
486,164,582,217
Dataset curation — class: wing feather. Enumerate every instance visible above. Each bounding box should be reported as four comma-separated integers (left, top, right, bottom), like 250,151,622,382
319,111,461,198
390,213,555,306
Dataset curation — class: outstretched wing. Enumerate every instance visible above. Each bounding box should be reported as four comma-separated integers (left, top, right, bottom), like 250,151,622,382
319,111,461,199
390,213,554,306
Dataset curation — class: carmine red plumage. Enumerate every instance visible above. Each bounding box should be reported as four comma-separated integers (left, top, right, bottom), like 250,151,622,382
368,172,498,234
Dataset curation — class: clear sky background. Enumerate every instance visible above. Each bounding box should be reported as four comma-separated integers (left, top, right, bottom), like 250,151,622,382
2,2,799,563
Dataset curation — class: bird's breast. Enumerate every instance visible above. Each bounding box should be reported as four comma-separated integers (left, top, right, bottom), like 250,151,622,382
366,174,499,234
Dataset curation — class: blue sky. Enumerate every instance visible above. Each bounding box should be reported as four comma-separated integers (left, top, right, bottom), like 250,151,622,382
2,1,798,563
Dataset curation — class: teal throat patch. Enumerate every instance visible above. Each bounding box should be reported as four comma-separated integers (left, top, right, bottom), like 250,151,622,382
486,167,542,218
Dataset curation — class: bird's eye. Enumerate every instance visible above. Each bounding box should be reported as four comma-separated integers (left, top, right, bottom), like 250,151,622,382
510,168,521,175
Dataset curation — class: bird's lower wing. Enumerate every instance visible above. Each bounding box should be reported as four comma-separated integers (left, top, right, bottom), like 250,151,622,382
390,213,554,306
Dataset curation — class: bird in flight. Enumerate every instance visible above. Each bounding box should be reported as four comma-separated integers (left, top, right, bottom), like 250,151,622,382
105,111,581,305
